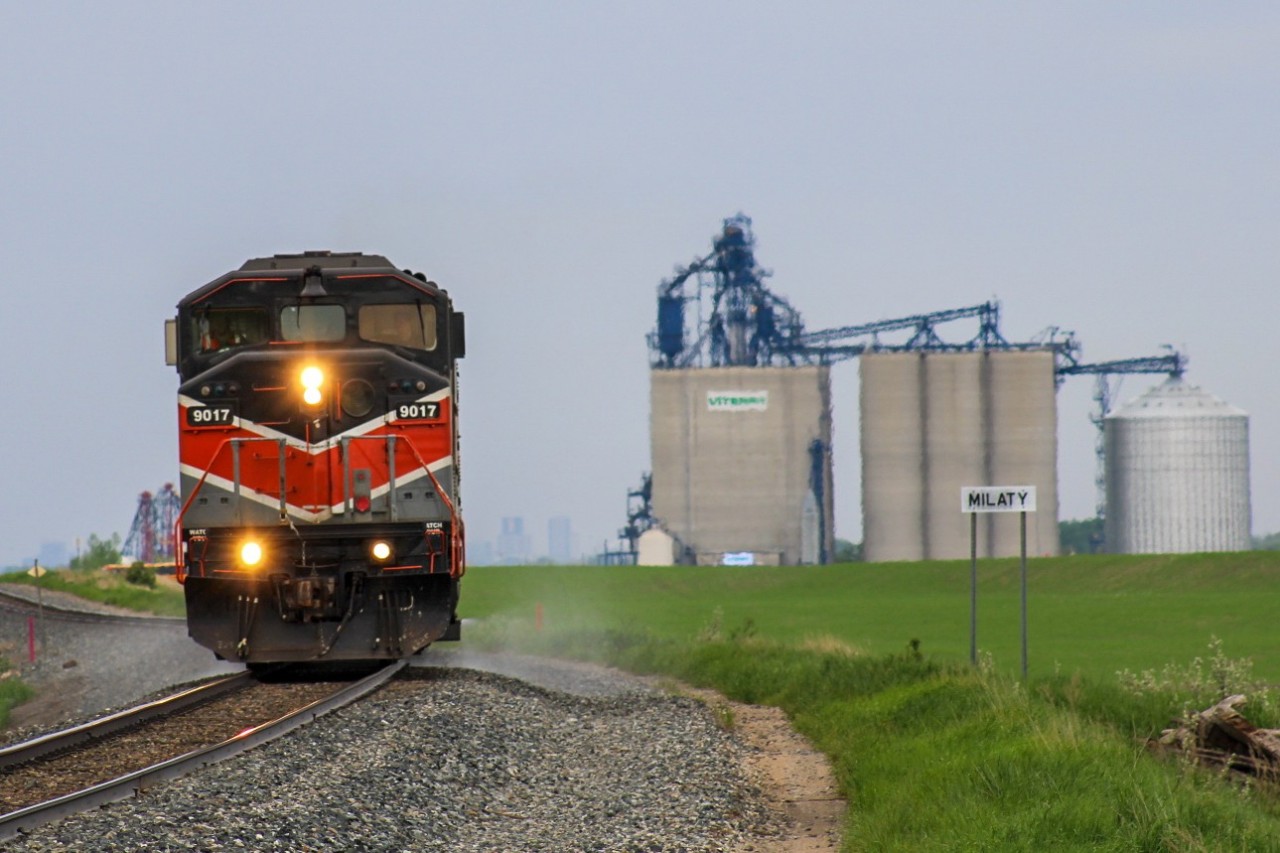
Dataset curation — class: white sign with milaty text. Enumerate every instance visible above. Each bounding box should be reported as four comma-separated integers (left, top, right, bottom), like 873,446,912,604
961,486,1037,513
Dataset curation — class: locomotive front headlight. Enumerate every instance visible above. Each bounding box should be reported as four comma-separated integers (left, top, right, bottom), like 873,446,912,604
239,540,264,568
300,365,325,406
301,366,324,388
370,541,393,562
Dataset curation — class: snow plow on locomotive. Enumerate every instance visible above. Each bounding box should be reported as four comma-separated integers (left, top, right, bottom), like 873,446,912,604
165,251,465,664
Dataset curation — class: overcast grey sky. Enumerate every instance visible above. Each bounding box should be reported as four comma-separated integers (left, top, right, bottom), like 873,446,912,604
2,3,1277,566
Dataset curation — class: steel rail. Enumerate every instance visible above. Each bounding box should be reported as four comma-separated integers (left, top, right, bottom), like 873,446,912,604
0,672,253,769
0,661,406,841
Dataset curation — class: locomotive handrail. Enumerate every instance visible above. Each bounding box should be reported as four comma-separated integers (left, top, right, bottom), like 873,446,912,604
173,436,288,583
174,433,464,582
346,432,466,579
173,436,236,584
423,452,466,579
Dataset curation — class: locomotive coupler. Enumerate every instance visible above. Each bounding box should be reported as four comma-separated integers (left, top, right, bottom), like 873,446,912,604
270,573,342,623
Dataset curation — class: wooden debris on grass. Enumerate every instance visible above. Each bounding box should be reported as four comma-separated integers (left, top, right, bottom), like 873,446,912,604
1153,694,1280,779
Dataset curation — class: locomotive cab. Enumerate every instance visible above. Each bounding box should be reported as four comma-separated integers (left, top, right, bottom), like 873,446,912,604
168,252,465,664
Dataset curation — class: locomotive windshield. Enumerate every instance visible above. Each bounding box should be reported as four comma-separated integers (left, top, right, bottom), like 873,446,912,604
280,304,346,342
196,307,270,354
179,276,446,367
359,304,437,351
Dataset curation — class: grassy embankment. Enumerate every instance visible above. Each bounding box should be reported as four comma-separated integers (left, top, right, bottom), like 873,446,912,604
459,553,1280,850
1,569,185,618
0,568,181,727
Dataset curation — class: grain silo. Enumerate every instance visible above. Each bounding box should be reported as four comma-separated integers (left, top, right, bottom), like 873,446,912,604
638,215,1064,567
860,349,1060,561
644,215,834,565
1103,378,1251,553
650,366,834,565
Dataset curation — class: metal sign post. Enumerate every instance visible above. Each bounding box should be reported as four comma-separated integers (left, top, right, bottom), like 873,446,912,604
28,558,47,661
1020,511,1028,680
969,512,977,666
961,486,1036,679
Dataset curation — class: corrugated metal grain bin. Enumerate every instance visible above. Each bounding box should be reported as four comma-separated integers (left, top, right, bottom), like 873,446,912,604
1104,378,1251,553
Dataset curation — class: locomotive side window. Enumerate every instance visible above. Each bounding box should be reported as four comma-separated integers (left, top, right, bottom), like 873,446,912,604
359,304,437,351
280,305,346,342
196,308,270,354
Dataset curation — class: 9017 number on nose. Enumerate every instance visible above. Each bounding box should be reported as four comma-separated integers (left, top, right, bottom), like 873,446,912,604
397,402,440,421
185,405,236,427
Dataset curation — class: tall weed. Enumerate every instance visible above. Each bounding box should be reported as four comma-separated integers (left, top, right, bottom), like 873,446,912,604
1117,636,1280,726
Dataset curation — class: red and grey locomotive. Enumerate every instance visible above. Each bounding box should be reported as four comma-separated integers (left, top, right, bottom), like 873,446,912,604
165,251,465,664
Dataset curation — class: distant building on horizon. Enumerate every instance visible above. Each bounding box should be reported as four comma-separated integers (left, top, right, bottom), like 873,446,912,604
496,517,532,565
548,516,572,564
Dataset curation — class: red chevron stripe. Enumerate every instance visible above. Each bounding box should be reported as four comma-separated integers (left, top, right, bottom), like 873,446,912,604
178,401,453,511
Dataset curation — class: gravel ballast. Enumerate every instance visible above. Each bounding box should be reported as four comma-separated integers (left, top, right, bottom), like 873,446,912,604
0,586,238,726
4,666,782,852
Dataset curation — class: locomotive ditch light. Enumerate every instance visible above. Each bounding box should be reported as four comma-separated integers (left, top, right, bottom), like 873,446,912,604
239,540,264,568
370,541,393,562
300,365,325,406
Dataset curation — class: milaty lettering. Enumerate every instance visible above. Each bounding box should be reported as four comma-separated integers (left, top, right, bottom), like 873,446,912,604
966,490,1030,509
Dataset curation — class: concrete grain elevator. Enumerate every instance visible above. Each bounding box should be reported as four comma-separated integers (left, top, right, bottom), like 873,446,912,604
860,350,1060,561
616,214,1237,566
651,365,833,564
645,216,834,565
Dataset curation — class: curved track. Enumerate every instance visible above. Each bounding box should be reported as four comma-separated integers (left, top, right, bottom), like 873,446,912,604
0,662,405,841
0,586,183,626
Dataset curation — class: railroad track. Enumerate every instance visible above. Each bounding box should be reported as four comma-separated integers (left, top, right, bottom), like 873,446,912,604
0,586,183,626
0,661,405,841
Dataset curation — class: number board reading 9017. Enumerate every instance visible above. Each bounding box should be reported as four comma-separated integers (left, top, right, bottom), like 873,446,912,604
396,401,440,421
185,404,237,427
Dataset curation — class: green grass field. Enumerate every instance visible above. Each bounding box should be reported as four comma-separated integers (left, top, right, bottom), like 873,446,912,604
461,551,1280,683
460,553,1280,851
